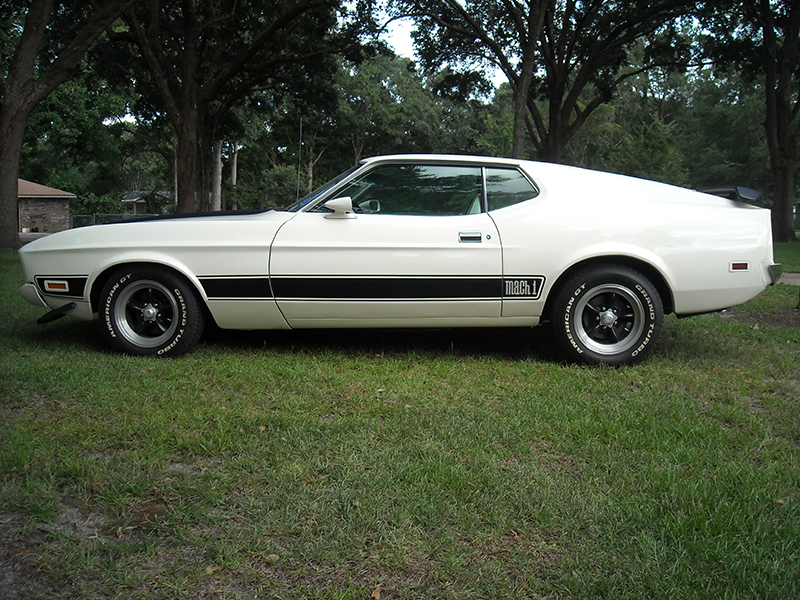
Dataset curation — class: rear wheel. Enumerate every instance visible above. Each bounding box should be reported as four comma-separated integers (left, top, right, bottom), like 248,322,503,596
552,265,663,365
99,266,205,356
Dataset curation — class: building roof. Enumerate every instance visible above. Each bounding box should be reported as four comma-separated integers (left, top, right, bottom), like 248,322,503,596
18,179,76,199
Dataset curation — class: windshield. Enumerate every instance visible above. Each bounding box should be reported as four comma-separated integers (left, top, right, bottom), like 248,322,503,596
283,165,360,212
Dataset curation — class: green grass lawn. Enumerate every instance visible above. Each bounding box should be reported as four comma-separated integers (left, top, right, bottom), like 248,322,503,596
775,240,800,273
1,249,799,599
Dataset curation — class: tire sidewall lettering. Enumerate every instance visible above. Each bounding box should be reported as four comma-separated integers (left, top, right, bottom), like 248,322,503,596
631,284,656,357
156,288,188,355
100,268,203,357
554,267,663,365
635,284,656,321
103,273,131,339
563,283,586,354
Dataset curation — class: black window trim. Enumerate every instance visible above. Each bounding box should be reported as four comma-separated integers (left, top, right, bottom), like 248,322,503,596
299,159,540,215
485,165,540,212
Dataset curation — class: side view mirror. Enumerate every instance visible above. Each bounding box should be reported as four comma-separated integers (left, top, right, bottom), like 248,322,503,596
324,196,356,219
358,199,381,213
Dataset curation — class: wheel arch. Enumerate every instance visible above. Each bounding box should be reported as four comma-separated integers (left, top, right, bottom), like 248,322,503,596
89,261,213,323
543,256,674,321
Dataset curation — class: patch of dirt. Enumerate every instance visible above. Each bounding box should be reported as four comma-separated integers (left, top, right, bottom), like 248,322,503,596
1,498,566,599
719,307,800,328
0,499,171,599
0,512,63,599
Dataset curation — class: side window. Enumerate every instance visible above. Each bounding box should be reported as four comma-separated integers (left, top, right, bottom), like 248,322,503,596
486,168,538,211
317,164,483,216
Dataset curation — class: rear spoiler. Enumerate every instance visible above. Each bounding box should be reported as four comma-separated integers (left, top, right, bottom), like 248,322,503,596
697,186,762,203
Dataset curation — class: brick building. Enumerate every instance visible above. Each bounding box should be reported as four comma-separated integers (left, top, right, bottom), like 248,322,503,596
18,179,75,233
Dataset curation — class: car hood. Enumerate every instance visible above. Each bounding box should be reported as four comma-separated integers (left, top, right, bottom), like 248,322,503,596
20,210,295,255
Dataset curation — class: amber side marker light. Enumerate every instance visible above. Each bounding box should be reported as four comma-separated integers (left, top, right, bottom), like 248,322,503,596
44,280,69,293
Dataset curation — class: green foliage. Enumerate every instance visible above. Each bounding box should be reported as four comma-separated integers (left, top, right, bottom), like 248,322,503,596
612,120,690,186
20,67,127,197
5,1,796,230
334,54,448,162
69,193,125,216
565,105,689,186
234,54,515,199
260,165,301,210
774,242,800,273
563,63,781,193
673,69,772,192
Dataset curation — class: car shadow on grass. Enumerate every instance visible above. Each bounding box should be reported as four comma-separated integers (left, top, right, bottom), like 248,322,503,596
6,314,108,355
10,314,559,363
201,324,558,363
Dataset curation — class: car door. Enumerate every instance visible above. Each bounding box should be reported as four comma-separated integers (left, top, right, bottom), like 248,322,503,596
269,163,503,327
482,166,547,318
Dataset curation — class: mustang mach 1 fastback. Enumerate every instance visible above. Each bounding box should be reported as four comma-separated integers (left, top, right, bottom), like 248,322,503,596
18,155,781,365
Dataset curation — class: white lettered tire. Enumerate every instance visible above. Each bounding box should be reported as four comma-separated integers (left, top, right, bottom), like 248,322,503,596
552,265,663,365
100,266,205,356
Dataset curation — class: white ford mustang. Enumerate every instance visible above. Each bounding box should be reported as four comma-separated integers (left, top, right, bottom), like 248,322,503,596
18,154,781,365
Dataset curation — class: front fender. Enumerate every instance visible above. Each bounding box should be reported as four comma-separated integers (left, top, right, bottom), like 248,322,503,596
88,251,209,309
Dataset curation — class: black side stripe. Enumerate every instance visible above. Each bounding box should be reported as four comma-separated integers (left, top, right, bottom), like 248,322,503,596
200,277,273,299
199,276,545,301
272,277,502,299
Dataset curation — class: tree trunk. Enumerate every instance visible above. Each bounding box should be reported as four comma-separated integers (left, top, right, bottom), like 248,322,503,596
230,141,239,210
0,0,56,249
763,95,799,242
305,158,314,192
0,105,33,249
770,153,798,242
230,142,238,187
759,0,799,242
173,148,179,208
532,83,567,163
173,97,211,213
510,0,547,159
199,130,212,212
175,123,202,213
351,125,366,165
211,140,223,211
511,62,534,160
0,0,137,249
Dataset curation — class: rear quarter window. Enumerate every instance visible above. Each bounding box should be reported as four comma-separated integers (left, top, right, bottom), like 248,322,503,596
486,168,539,211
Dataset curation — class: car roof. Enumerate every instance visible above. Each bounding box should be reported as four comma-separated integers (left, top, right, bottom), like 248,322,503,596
360,154,528,169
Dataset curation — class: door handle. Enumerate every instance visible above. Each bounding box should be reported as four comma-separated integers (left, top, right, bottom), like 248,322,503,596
459,231,482,243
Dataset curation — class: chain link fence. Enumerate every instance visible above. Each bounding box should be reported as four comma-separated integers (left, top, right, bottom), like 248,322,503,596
70,214,159,228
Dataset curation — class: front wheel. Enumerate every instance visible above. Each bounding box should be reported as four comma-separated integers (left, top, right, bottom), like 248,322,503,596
551,265,663,366
99,266,205,356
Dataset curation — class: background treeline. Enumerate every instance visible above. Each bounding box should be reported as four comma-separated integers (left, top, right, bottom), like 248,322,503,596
1,0,798,247
20,55,771,211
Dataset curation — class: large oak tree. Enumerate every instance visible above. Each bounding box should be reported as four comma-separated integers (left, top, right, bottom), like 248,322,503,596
111,0,364,214
0,0,136,249
397,0,697,162
396,0,549,159
705,0,800,242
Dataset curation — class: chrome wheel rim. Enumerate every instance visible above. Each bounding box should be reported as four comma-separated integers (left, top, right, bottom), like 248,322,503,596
574,284,645,355
114,280,179,348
